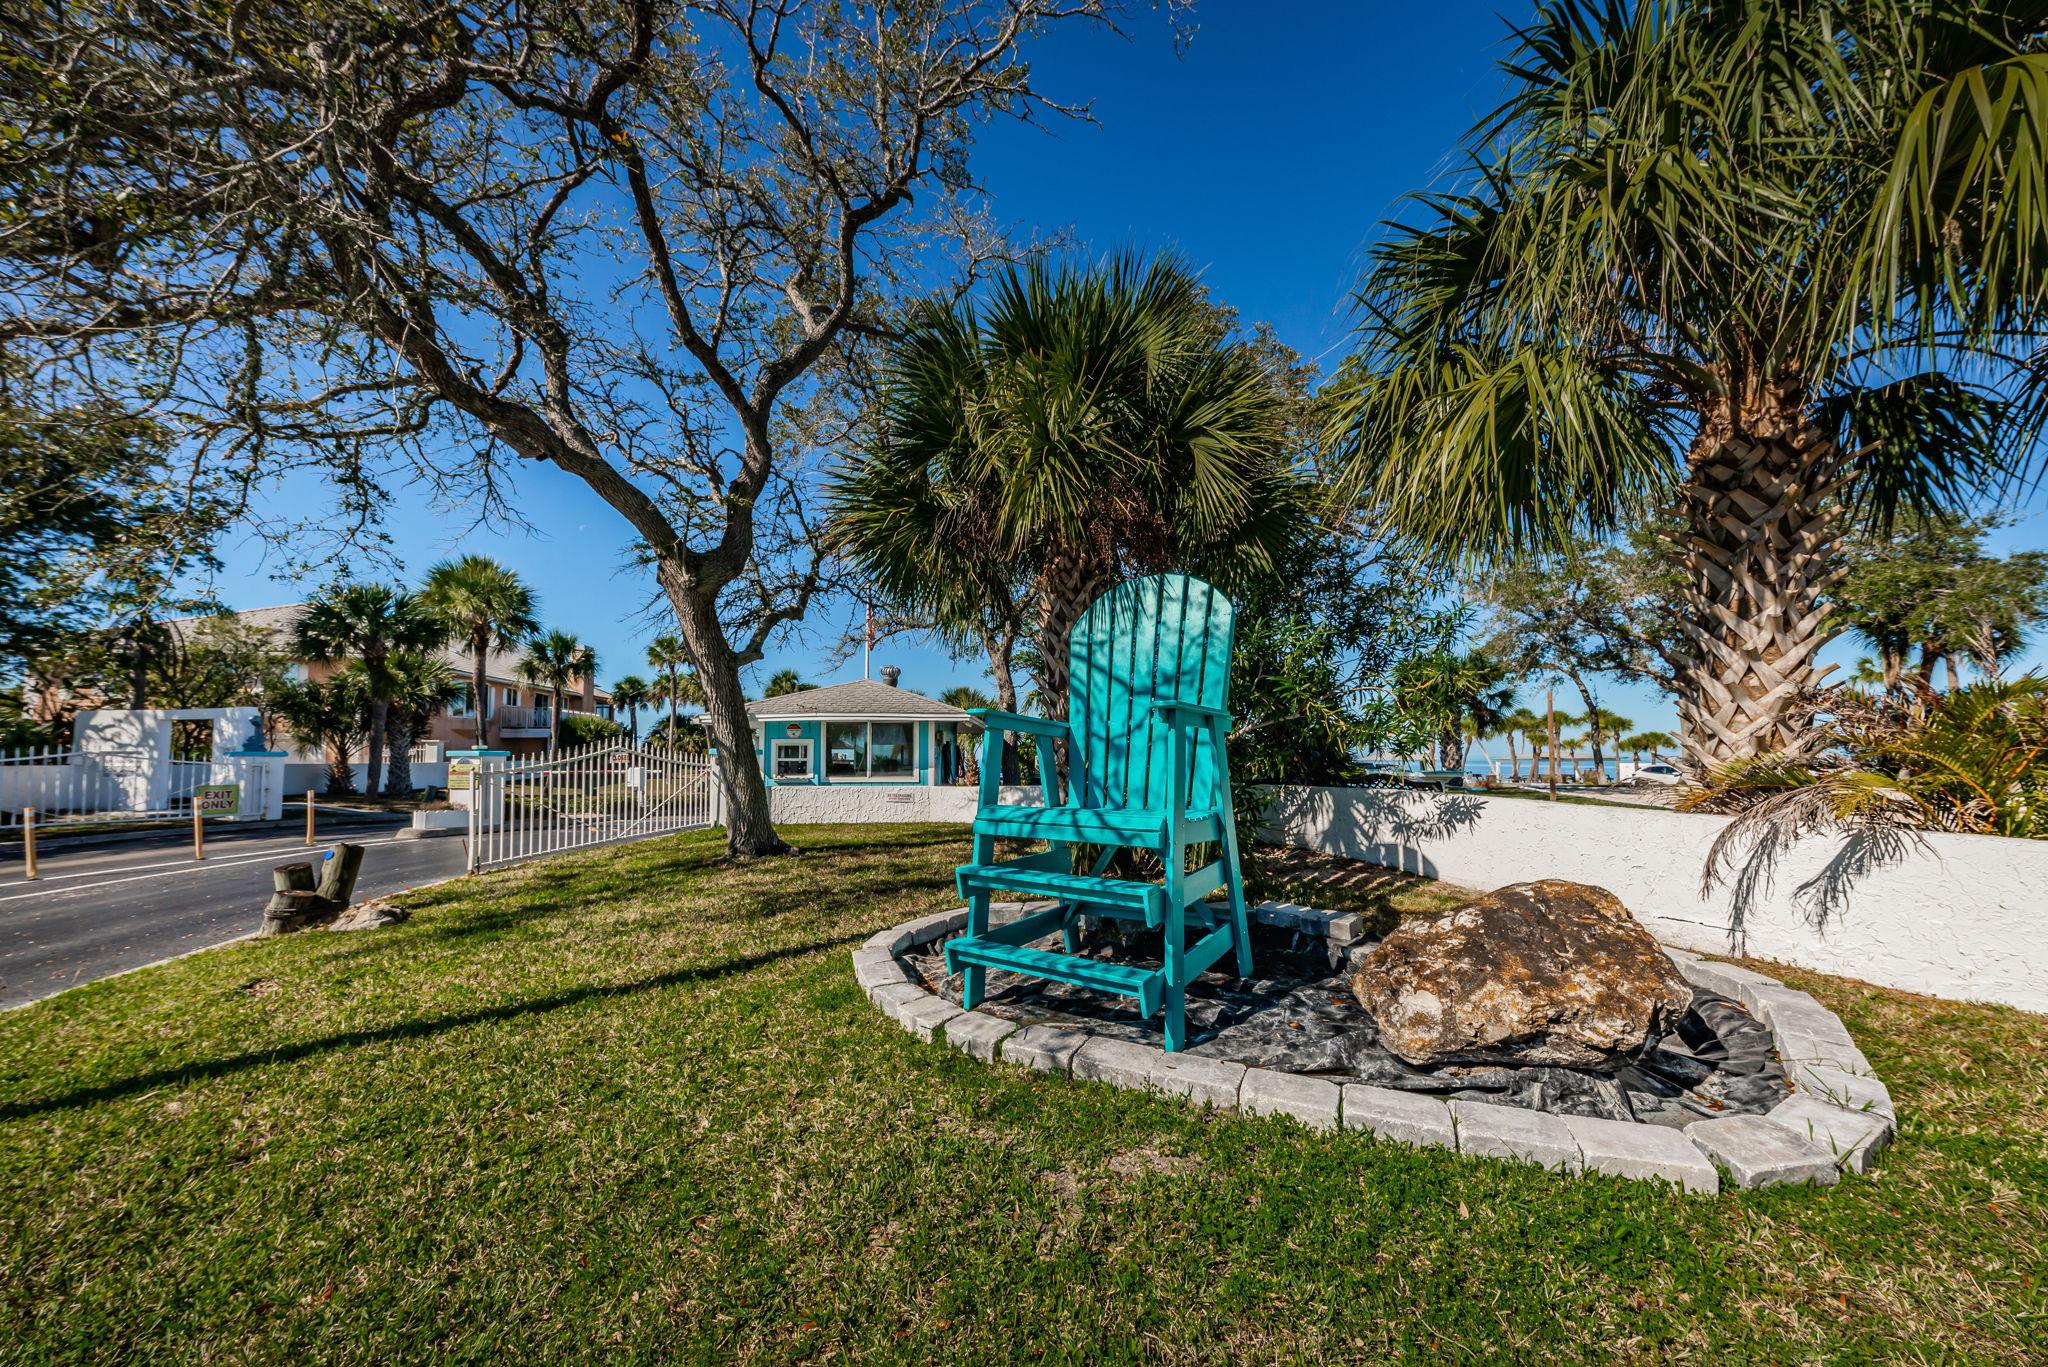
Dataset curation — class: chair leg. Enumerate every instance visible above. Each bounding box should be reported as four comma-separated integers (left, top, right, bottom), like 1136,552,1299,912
1162,850,1188,1053
962,890,990,1010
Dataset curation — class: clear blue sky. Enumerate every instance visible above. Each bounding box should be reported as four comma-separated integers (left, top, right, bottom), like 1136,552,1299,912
181,0,2044,738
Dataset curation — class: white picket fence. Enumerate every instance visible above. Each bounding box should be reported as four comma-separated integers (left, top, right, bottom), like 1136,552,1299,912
466,741,718,871
0,746,271,829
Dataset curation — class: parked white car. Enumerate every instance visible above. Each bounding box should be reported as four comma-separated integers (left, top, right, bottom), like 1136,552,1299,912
1629,762,1683,785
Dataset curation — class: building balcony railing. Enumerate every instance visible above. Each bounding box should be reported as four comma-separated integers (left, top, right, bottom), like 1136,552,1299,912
496,705,553,736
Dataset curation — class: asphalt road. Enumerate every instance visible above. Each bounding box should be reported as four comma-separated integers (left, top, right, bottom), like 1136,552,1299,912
0,819,472,1010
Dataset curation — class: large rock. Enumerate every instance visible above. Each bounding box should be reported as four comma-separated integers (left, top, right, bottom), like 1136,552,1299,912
1350,880,1692,1071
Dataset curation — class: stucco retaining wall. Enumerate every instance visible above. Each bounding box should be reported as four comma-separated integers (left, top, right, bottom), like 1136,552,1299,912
1258,785,2047,1014
768,784,1040,824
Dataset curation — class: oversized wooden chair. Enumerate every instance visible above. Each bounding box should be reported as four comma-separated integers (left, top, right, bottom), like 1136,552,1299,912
944,573,1254,1052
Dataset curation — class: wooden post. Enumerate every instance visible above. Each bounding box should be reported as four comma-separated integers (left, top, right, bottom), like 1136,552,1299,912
1546,689,1559,801
193,805,205,860
305,789,316,845
314,842,365,907
22,807,36,881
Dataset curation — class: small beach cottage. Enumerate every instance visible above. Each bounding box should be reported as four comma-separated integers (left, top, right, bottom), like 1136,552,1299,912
741,669,980,787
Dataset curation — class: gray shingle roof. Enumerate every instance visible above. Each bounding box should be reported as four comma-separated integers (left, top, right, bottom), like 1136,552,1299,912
744,678,976,723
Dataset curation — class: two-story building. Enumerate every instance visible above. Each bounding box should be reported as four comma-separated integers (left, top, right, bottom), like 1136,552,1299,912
169,604,612,760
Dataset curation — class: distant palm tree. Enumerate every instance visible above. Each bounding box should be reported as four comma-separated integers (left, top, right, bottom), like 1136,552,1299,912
268,673,368,796
646,635,694,744
762,668,816,698
942,685,994,711
382,652,465,793
517,630,598,755
1621,731,1679,766
293,584,445,795
419,555,538,750
1497,706,1543,782
610,675,652,742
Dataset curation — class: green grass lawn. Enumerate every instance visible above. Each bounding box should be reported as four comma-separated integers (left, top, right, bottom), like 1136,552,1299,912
1,824,2041,1364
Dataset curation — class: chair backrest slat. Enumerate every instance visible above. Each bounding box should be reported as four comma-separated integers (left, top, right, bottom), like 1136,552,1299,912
1067,574,1234,813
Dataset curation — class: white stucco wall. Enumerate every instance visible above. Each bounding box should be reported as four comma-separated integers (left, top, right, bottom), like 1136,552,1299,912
1258,785,2048,1014
767,784,1042,825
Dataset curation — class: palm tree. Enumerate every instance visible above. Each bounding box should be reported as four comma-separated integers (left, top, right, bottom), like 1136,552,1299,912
762,668,816,698
293,584,445,795
419,555,538,750
610,675,652,742
829,252,1303,724
1393,651,1516,772
382,651,465,793
1620,731,1679,766
268,674,368,796
1329,1,2048,766
517,630,598,755
1497,705,1543,782
646,635,694,745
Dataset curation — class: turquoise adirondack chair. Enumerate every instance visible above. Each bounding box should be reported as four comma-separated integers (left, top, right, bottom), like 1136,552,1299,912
943,573,1254,1052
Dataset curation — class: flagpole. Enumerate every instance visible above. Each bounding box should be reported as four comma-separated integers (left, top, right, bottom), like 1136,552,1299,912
863,605,873,680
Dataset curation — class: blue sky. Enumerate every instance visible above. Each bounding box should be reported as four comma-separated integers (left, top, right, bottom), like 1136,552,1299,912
181,0,2044,738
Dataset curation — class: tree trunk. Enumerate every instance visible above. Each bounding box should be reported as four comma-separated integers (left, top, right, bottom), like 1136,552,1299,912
550,685,563,754
1672,420,1844,764
1034,555,1116,796
669,582,790,859
978,621,1023,784
365,698,387,797
472,633,490,750
384,714,414,794
1566,671,1603,786
324,737,357,795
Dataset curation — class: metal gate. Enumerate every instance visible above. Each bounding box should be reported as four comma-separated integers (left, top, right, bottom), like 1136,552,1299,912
467,742,720,871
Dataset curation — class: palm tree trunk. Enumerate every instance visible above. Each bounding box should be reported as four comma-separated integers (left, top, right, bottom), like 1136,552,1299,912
365,699,387,797
1672,423,1844,764
324,735,357,795
977,621,1023,784
550,685,563,754
472,629,490,750
1566,672,1604,786
385,714,415,794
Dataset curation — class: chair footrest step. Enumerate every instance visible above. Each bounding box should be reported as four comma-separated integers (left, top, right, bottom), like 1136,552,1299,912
956,863,1161,911
946,937,1162,1006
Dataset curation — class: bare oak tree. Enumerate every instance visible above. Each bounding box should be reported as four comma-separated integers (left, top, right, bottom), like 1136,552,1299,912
3,0,1134,855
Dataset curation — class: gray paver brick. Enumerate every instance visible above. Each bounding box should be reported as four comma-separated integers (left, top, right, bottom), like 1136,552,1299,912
1251,900,1367,945
945,1010,1018,1062
1674,958,1782,1010
895,994,964,1043
1788,1062,1895,1117
1767,1094,1893,1174
1239,1069,1341,1130
889,908,967,954
1144,1052,1246,1110
1684,1114,1841,1189
1341,1085,1457,1150
1563,1114,1719,1194
1773,1030,1873,1075
867,981,928,1014
1000,1025,1091,1074
1449,1100,1582,1172
851,948,914,991
1071,1036,1157,1090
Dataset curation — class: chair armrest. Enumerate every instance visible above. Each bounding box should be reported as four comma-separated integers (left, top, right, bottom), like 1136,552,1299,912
966,708,1070,740
1151,701,1233,727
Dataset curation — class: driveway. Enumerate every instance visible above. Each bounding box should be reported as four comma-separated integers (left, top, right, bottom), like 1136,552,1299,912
0,819,473,1010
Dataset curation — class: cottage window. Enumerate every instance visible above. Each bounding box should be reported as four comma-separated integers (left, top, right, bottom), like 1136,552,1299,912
825,721,914,779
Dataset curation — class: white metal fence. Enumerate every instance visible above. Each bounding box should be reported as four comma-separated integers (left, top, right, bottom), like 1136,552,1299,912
467,741,718,871
0,746,270,830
